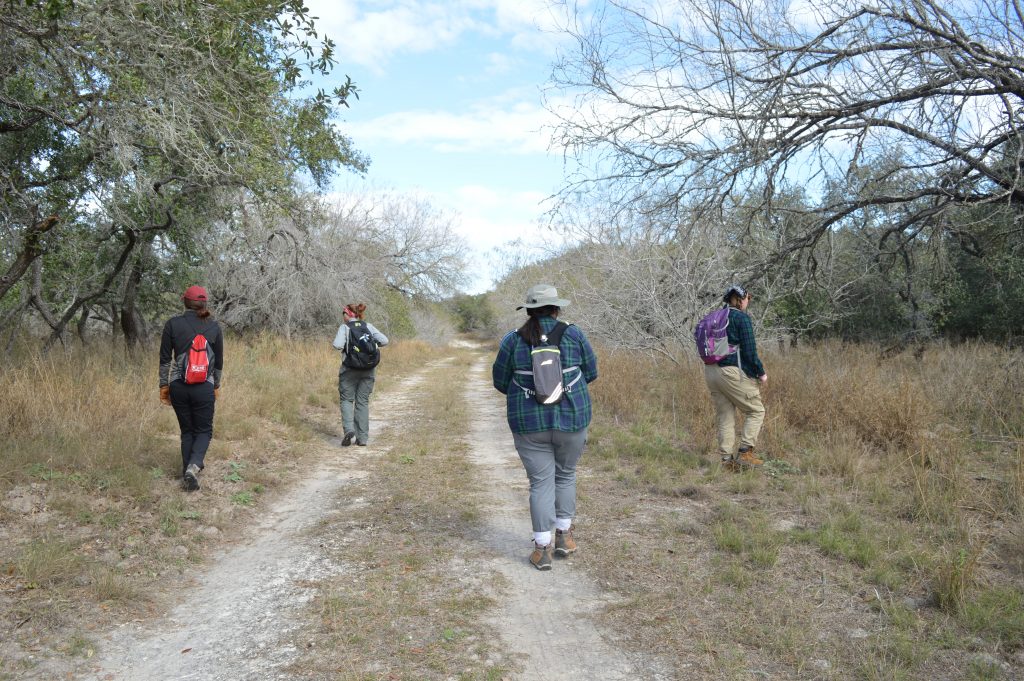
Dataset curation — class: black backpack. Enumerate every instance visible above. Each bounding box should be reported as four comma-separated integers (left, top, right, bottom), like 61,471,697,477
513,322,579,405
342,320,381,369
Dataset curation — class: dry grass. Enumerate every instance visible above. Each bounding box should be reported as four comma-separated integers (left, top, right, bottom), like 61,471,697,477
0,334,431,677
294,348,514,680
579,340,1024,679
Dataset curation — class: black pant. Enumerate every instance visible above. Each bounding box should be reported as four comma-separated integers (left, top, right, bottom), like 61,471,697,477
169,380,215,475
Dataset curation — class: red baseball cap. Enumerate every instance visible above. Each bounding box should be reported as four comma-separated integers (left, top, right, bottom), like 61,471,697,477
182,285,208,302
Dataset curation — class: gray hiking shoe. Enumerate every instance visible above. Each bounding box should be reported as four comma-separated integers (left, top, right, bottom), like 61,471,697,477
183,464,200,491
529,543,553,571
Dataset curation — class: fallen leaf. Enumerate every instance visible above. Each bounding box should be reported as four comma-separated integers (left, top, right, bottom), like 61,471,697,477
181,647,192,654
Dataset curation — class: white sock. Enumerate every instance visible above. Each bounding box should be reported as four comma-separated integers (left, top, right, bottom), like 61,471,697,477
555,518,572,532
533,531,552,547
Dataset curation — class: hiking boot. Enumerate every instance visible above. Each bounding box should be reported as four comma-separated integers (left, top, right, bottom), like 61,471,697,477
183,464,200,491
736,447,764,469
356,441,367,447
341,430,355,447
554,528,577,557
529,543,553,571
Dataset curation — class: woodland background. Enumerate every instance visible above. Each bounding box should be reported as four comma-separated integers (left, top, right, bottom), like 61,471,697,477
3,0,1022,352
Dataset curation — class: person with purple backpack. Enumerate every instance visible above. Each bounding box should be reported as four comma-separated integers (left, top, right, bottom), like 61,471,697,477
696,284,767,470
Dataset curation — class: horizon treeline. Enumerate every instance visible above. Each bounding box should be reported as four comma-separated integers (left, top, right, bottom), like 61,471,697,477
4,0,1024,354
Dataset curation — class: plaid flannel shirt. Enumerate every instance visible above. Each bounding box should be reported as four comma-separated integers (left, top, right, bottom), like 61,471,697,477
717,307,766,379
492,316,599,434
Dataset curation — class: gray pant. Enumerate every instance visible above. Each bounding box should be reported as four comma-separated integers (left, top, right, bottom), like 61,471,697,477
338,365,375,443
511,428,588,533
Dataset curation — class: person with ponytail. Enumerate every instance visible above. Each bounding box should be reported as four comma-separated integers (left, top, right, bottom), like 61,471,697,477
492,284,599,571
159,285,224,491
332,303,389,447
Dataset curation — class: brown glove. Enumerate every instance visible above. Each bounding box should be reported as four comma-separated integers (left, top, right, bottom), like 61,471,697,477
214,388,220,400
159,385,171,406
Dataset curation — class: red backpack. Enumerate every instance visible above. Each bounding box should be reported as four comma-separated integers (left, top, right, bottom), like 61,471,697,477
183,332,212,384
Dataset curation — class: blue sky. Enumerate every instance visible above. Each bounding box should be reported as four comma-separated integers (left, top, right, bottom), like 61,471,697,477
305,0,581,293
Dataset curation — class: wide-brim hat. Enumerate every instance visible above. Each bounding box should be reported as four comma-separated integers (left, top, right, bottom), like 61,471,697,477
516,284,570,310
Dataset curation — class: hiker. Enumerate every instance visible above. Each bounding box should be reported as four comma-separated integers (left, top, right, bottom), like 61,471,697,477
492,284,599,571
703,284,767,470
159,285,224,491
332,303,389,447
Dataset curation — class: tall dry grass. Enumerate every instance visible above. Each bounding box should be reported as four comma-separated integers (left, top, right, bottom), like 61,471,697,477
0,334,436,492
585,339,1024,657
592,340,1022,459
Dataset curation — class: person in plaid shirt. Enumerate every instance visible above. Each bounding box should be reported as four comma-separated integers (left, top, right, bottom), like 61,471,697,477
704,284,768,470
492,284,598,570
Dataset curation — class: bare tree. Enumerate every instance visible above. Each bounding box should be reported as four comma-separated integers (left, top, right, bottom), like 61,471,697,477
548,0,1024,277
201,190,469,338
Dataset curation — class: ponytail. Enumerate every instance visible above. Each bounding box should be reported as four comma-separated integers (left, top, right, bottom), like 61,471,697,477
517,305,559,346
185,298,212,319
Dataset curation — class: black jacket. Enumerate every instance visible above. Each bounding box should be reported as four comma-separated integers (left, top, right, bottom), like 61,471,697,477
159,311,224,387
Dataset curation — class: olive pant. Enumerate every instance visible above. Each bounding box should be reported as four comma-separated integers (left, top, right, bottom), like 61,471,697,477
704,364,766,456
338,365,375,444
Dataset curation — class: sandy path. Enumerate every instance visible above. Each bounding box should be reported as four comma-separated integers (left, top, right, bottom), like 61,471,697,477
80,370,429,681
77,353,669,680
465,357,671,680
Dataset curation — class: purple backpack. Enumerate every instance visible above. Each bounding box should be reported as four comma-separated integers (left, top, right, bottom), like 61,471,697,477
695,307,738,365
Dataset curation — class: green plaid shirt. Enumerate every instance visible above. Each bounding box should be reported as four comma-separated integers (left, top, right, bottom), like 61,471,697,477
492,316,599,434
717,307,766,379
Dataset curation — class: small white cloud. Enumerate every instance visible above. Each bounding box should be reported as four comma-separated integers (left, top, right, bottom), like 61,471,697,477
346,98,559,154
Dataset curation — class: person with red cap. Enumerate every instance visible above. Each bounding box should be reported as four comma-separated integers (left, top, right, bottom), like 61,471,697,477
159,285,224,491
331,303,388,447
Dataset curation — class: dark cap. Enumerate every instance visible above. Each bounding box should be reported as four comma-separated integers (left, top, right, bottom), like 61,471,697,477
723,284,748,302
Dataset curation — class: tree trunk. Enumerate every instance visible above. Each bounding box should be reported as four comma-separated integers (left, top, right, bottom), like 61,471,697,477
77,306,92,346
120,238,152,352
0,214,59,301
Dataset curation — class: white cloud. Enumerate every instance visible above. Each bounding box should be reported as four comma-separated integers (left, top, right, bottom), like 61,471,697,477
305,0,568,70
346,98,559,154
445,184,565,292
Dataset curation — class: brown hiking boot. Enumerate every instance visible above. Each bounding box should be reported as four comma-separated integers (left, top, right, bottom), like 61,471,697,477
554,528,577,557
736,447,764,468
529,543,553,571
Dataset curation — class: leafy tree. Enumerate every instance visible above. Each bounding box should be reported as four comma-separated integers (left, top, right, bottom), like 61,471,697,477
0,0,366,346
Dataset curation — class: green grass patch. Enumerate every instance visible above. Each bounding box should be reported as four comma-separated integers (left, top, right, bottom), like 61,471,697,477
960,586,1024,648
710,505,782,568
791,511,880,568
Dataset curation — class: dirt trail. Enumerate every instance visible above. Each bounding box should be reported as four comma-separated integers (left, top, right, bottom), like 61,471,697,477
77,351,666,680
79,369,431,681
464,357,670,680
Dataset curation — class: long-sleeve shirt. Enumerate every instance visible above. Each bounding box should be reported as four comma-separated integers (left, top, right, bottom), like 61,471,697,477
717,307,765,380
159,311,224,387
332,320,389,352
491,315,599,434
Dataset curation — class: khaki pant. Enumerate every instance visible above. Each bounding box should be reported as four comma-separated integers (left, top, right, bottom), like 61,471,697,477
704,365,766,456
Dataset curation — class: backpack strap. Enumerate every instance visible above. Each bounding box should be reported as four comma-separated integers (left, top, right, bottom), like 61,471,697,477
516,321,570,347
544,321,569,346
511,322,581,397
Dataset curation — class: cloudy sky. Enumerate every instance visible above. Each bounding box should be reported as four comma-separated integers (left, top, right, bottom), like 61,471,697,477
305,0,581,293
